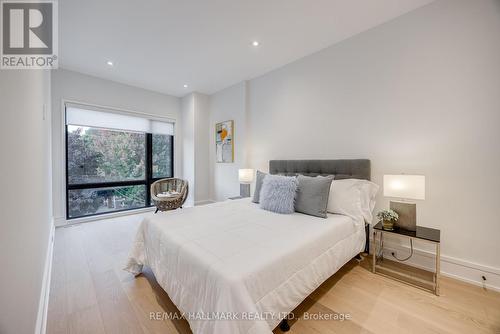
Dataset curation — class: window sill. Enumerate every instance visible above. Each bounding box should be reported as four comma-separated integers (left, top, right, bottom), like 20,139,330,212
60,206,156,227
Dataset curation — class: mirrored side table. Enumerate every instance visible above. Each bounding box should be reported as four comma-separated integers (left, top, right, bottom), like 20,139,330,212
372,222,441,295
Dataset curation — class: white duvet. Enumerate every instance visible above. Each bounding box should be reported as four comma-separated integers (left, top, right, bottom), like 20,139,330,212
125,198,365,334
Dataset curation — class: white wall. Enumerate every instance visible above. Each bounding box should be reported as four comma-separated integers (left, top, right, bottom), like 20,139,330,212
182,92,211,205
208,81,248,201
0,70,52,334
209,0,500,286
193,93,211,204
181,94,195,206
51,69,181,223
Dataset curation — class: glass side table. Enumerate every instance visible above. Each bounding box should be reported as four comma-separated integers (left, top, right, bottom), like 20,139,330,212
372,222,441,295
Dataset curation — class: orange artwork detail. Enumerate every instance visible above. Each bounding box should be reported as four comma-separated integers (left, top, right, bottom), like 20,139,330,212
220,128,228,142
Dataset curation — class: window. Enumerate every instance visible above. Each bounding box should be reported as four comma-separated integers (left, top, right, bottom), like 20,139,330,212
68,185,146,218
67,126,146,184
65,105,174,219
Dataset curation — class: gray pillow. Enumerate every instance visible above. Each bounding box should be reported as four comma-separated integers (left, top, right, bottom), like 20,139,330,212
252,170,267,203
259,175,298,214
295,175,334,218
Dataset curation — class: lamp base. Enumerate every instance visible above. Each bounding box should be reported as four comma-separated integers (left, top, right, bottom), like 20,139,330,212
240,184,250,198
390,201,416,231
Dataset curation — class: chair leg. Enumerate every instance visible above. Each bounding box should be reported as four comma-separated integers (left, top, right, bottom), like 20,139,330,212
154,208,159,214
279,319,290,332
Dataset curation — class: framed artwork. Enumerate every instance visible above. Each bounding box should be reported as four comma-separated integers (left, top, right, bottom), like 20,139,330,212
215,120,234,163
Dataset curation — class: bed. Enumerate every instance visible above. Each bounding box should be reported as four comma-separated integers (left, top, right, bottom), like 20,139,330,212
125,159,371,334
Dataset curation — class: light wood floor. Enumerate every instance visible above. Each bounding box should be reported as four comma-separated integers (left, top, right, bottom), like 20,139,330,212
47,213,500,334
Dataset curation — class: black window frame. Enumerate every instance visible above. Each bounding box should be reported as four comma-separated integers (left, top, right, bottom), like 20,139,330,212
65,125,174,220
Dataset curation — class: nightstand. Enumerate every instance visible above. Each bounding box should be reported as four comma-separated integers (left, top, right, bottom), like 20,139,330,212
372,222,441,295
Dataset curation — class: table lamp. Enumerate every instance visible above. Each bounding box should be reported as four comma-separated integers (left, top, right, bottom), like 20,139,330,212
238,169,254,197
383,175,425,231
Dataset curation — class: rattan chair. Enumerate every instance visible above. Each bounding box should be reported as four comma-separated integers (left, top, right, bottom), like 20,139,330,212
151,178,188,213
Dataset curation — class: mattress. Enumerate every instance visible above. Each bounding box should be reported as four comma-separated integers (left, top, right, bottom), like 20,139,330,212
125,198,365,334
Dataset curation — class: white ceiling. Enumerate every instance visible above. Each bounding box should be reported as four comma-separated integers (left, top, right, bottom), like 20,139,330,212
60,0,434,97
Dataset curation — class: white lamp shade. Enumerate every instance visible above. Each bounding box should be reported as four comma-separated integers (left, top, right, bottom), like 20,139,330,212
383,175,425,200
238,169,255,183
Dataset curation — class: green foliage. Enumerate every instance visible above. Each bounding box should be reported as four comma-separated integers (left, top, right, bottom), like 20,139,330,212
67,126,171,218
70,127,146,183
68,189,101,218
152,134,173,178
377,209,399,222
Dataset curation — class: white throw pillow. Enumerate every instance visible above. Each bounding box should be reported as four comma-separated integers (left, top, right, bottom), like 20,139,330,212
259,175,298,214
327,179,379,223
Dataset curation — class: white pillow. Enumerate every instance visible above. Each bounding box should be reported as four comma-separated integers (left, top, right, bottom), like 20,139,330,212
359,180,379,223
327,179,379,223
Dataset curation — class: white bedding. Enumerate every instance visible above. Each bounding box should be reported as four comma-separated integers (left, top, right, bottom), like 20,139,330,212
125,198,365,334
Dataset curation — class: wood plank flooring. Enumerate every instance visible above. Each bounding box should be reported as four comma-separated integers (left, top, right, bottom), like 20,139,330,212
47,213,500,334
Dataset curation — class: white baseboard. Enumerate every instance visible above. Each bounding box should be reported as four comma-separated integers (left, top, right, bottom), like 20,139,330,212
53,216,66,227
35,219,55,334
371,237,500,292
195,199,215,206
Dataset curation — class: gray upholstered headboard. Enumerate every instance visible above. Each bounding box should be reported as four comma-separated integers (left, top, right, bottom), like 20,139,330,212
269,159,371,180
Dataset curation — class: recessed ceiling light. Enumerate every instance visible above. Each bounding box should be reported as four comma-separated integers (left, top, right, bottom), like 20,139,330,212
183,84,188,88
252,41,260,47
106,60,114,66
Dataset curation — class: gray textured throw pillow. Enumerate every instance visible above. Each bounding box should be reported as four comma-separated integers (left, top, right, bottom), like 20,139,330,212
252,170,267,203
259,175,298,214
295,175,334,218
